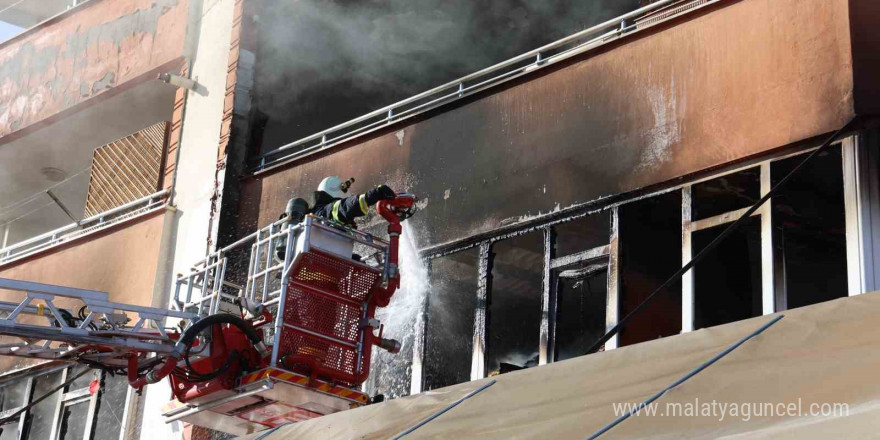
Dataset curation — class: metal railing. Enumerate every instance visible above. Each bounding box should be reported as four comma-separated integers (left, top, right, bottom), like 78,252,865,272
0,0,93,45
0,277,196,365
0,189,169,266
173,214,391,371
173,217,290,318
635,0,712,27
172,215,390,318
256,0,719,171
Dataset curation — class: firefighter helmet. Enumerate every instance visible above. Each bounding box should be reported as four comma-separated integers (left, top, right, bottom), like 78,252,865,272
318,176,348,198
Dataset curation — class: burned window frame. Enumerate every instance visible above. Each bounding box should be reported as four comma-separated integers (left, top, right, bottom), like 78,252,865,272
420,251,482,392
417,209,618,391
484,229,550,374
681,163,773,331
681,140,863,331
413,133,873,393
548,238,615,361
0,363,135,440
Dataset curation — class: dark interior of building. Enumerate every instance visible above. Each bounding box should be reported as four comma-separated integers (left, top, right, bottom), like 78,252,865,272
424,249,479,391
691,168,763,329
772,146,848,309
618,190,682,346
692,216,763,329
553,211,610,257
486,232,544,374
691,167,760,219
554,259,608,361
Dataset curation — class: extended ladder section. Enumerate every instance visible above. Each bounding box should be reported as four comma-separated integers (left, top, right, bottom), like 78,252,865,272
0,278,196,370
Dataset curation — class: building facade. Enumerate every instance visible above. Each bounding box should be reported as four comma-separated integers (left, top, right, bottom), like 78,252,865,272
0,0,240,438
0,0,877,438
228,0,880,399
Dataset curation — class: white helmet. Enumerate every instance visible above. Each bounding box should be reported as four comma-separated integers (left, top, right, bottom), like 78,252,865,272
317,176,347,198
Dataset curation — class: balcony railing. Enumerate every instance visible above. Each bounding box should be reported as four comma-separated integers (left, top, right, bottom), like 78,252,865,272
255,0,719,172
0,0,93,44
0,189,168,266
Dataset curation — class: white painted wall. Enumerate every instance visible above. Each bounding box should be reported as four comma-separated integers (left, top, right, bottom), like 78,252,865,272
139,0,236,438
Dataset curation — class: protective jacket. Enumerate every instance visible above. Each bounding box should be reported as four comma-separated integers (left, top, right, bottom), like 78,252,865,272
312,185,395,227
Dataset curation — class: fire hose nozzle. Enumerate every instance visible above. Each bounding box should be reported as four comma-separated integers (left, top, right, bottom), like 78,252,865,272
377,194,418,223
377,338,401,354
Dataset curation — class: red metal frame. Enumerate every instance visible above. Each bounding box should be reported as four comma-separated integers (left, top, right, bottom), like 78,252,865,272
167,324,267,403
134,195,416,403
275,195,415,387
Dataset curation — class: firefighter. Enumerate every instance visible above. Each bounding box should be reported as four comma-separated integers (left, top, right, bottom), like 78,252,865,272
312,176,396,228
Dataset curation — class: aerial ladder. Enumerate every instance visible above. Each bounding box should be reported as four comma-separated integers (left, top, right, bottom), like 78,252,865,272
0,194,417,436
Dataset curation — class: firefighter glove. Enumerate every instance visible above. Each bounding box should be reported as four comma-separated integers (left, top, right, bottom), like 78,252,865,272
365,185,396,205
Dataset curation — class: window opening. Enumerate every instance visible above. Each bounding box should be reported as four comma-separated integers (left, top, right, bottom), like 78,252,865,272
424,249,479,390
553,211,610,258
554,259,608,361
693,216,763,329
772,146,848,309
26,370,63,440
487,232,543,374
618,191,682,346
692,167,760,220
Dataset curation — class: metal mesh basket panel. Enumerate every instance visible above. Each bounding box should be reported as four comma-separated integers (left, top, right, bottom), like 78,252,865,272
276,250,381,385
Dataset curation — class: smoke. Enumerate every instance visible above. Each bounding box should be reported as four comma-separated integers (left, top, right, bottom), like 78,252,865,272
253,0,639,150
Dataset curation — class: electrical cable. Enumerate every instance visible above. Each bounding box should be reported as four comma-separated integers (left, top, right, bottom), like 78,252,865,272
76,305,99,331
584,315,784,440
585,117,859,355
1,200,57,226
0,367,91,426
390,380,498,439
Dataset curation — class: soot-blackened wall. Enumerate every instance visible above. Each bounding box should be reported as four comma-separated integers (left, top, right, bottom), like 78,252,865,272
237,0,855,252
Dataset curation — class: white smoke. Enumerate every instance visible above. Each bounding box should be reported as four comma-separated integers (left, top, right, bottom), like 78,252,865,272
366,220,429,398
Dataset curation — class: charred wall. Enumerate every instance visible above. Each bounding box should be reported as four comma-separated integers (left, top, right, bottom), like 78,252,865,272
239,0,855,251
850,0,880,116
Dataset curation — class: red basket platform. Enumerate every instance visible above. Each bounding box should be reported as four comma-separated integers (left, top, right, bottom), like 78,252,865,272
278,249,382,386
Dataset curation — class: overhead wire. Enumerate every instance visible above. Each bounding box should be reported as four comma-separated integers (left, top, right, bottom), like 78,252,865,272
0,367,91,426
584,117,860,355
0,165,92,217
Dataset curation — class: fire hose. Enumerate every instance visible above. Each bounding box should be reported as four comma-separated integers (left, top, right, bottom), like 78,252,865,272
128,314,268,390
